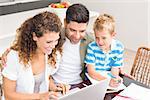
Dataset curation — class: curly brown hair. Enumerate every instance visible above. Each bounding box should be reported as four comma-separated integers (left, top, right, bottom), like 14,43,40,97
11,11,63,67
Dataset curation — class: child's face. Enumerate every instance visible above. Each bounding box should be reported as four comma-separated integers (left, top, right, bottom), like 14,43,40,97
95,30,115,52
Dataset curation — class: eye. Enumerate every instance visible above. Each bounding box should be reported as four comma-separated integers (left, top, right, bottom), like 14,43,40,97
46,41,52,43
80,30,85,33
70,28,76,32
102,37,106,40
96,37,100,40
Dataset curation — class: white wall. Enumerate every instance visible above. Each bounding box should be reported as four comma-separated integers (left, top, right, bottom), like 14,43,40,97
0,7,50,55
148,1,150,47
67,0,149,51
0,7,98,55
0,0,149,52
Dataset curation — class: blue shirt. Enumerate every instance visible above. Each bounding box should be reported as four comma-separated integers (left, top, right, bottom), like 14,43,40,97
84,39,124,71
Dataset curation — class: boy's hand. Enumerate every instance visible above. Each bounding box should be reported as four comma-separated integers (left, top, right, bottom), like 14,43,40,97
109,76,122,88
1,48,11,67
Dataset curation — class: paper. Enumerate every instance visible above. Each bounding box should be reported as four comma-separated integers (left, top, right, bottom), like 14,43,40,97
112,83,150,100
107,83,126,93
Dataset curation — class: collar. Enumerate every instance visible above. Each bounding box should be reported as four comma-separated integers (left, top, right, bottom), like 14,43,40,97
110,38,116,51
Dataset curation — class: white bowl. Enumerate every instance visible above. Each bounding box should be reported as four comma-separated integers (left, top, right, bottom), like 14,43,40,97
48,6,67,17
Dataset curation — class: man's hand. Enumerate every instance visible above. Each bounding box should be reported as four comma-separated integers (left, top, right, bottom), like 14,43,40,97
1,48,11,67
55,83,70,95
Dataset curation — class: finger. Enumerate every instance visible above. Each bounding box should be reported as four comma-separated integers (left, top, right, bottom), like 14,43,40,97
5,48,10,54
63,84,66,95
1,56,6,67
65,84,70,93
56,84,63,92
61,84,65,95
49,91,58,100
56,87,63,92
58,83,65,94
49,95,58,100
1,48,10,67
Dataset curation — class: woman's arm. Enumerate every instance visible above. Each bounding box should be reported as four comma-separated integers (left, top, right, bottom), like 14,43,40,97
87,64,106,81
3,77,50,100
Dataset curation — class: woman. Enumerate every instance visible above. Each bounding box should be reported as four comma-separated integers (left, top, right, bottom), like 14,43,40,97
2,11,64,100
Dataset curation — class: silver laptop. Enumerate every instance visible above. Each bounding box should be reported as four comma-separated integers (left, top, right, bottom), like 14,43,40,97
59,79,109,100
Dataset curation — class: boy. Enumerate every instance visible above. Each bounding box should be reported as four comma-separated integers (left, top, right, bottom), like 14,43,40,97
84,14,124,87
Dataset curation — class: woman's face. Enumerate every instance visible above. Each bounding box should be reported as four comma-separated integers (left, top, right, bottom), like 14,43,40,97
33,31,60,55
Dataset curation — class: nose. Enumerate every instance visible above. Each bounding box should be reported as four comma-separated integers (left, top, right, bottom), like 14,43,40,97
74,32,80,39
97,39,104,46
50,42,57,49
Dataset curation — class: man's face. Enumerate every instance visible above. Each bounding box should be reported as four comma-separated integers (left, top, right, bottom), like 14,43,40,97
95,30,115,52
65,21,87,44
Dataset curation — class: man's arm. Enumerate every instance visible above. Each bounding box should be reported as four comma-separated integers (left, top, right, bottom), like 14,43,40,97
49,76,70,95
1,48,11,67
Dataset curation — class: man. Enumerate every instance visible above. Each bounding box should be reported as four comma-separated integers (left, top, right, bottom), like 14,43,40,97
52,3,94,89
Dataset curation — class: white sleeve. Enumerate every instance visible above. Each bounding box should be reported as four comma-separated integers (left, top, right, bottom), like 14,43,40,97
2,50,19,81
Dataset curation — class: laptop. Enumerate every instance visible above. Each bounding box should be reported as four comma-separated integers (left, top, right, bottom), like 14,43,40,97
59,79,109,100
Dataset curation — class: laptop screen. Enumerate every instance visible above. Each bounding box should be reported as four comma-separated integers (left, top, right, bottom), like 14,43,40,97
59,79,109,100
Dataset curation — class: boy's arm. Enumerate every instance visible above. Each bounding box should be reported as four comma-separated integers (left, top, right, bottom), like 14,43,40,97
87,64,106,81
111,67,120,77
110,67,122,87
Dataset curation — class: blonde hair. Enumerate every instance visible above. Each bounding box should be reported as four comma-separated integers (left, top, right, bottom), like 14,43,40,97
93,14,115,34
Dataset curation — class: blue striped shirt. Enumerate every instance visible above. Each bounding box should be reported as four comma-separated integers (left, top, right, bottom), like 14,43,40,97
84,39,124,71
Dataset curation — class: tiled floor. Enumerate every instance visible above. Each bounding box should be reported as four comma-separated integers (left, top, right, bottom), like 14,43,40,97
123,49,136,74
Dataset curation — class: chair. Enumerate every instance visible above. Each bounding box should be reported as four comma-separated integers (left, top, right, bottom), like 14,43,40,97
130,47,150,87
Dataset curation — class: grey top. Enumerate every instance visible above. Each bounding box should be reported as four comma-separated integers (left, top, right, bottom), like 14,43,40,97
34,71,45,93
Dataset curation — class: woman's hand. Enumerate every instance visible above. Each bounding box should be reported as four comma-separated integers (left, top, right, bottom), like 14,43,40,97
39,91,58,100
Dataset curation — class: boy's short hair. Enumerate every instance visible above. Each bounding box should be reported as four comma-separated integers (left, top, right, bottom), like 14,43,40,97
93,14,115,34
66,3,89,24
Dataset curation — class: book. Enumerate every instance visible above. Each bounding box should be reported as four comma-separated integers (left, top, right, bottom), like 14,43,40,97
112,83,150,100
